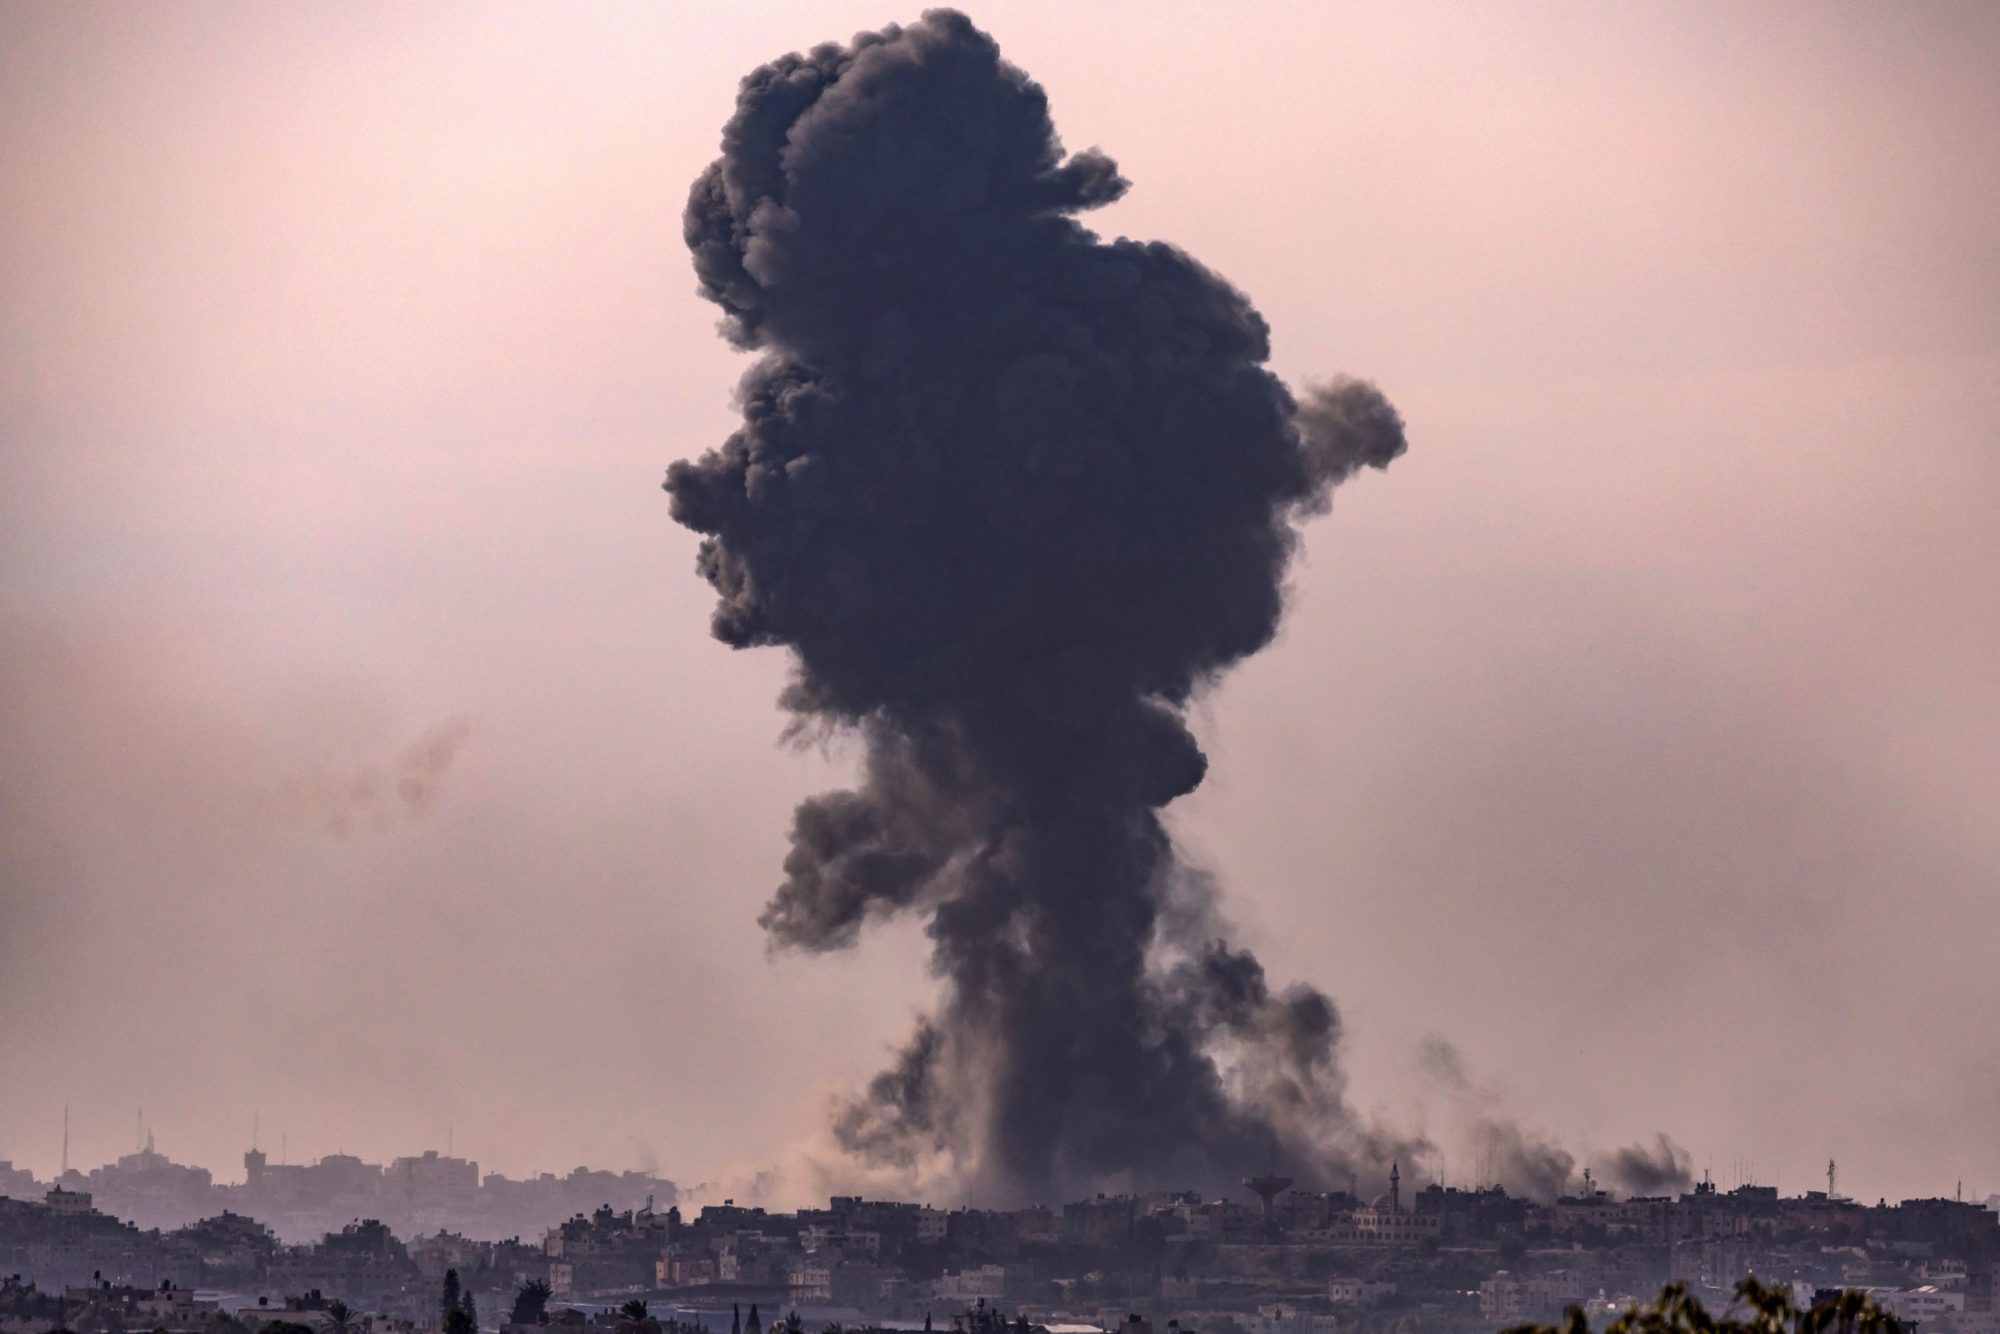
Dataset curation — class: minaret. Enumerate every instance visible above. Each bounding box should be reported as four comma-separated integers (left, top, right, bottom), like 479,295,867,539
1390,1162,1401,1215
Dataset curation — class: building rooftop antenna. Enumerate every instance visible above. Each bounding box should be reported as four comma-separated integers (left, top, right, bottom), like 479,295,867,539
61,1103,69,1176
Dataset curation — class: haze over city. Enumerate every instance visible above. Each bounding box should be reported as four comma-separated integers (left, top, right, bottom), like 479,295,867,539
4,1,1998,1216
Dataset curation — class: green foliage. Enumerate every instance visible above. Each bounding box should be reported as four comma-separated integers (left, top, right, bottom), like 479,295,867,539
510,1281,553,1326
1500,1278,1901,1334
0,1276,64,1322
202,1310,250,1334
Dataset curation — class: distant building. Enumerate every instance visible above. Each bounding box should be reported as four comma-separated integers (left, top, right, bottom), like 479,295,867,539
1481,1270,1587,1324
384,1152,478,1206
1327,1278,1396,1307
46,1187,94,1216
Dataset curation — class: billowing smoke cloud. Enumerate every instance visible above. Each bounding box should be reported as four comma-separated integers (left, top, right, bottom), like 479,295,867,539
667,10,1407,1202
1602,1133,1694,1197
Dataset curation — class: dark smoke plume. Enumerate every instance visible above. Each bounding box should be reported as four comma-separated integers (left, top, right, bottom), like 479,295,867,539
668,10,1408,1201
1602,1134,1694,1197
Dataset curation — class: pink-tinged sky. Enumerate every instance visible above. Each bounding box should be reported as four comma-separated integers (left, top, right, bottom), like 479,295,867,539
2,2,1996,1205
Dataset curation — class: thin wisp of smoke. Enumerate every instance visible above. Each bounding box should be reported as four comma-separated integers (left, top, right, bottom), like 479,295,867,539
668,10,1407,1203
1416,1038,1693,1202
1418,1038,1577,1200
278,716,476,838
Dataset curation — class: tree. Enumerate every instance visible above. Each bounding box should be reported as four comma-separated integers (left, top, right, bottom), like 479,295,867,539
618,1302,661,1334
326,1302,356,1334
1500,1279,1900,1334
510,1282,552,1327
442,1272,473,1334
462,1289,478,1334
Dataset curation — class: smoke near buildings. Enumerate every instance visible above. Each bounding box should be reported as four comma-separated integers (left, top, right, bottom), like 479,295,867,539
668,10,1411,1203
1602,1135,1696,1198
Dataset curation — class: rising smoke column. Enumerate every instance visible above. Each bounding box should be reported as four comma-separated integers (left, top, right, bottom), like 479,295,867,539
668,10,1408,1202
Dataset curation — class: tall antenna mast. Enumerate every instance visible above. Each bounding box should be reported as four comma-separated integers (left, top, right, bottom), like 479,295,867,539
61,1104,69,1176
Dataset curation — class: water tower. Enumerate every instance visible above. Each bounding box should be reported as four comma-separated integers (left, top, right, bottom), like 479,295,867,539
1244,1171,1294,1227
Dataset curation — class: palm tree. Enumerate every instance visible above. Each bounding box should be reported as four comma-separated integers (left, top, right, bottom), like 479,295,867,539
326,1303,356,1334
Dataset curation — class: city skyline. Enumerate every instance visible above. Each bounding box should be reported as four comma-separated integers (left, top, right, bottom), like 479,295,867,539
3,1146,1995,1332
3,1119,1989,1222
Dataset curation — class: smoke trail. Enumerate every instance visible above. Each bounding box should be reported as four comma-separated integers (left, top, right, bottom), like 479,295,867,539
668,10,1408,1201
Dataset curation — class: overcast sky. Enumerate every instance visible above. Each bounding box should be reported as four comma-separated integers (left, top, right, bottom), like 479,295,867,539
2,2,1996,1207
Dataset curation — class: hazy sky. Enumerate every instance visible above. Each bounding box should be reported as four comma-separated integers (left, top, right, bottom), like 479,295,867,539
2,2,1996,1206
